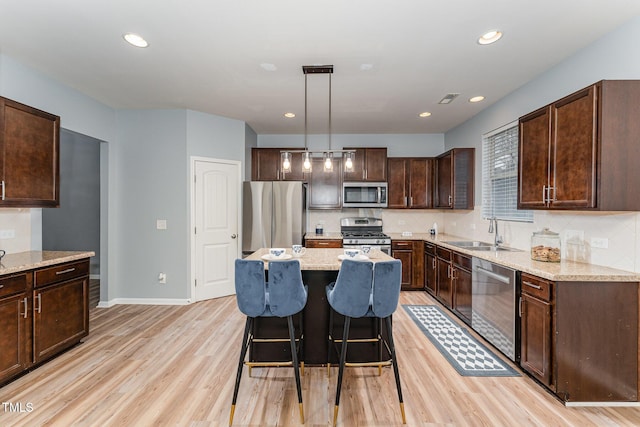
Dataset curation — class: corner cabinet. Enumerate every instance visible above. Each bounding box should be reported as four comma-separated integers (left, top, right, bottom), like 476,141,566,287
387,158,433,209
0,258,90,386
518,80,640,211
434,148,474,209
342,147,387,182
0,96,60,207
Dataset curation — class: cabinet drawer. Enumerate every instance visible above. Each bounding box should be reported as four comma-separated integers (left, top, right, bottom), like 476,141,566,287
392,240,412,249
436,246,451,261
34,260,89,288
521,273,553,302
424,242,436,255
0,273,28,298
452,252,472,270
305,239,342,248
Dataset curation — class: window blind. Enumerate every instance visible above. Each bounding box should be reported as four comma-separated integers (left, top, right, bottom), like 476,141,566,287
481,122,533,222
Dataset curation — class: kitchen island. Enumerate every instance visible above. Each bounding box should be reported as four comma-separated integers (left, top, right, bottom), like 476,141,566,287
244,248,395,365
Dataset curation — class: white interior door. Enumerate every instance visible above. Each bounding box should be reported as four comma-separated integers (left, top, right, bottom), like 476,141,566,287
193,158,240,301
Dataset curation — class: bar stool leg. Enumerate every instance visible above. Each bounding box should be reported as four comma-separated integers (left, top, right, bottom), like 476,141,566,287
327,308,334,376
288,315,305,424
333,316,351,426
299,312,305,376
385,316,406,424
230,317,253,426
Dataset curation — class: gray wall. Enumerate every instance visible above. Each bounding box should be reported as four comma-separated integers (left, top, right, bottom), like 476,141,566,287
42,129,101,274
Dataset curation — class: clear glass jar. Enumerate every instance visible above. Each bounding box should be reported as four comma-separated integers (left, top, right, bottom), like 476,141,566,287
531,228,561,262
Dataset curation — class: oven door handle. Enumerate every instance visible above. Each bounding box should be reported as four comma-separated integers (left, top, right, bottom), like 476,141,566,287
473,266,511,284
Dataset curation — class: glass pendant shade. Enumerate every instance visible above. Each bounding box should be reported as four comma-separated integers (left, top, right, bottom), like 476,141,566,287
302,151,312,172
323,152,333,172
281,152,292,173
344,152,354,172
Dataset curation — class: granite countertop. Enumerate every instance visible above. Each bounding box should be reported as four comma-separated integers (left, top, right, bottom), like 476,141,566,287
245,247,393,271
0,250,95,275
304,232,343,240
388,232,640,282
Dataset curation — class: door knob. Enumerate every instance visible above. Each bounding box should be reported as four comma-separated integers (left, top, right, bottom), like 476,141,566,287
231,234,237,239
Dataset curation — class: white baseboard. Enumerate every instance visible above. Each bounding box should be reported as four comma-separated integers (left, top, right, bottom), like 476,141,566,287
97,298,191,308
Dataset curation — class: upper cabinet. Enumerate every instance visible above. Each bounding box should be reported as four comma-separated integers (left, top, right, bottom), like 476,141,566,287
0,97,60,207
434,148,474,209
308,157,342,209
518,80,640,211
387,158,433,209
251,148,309,181
342,147,387,182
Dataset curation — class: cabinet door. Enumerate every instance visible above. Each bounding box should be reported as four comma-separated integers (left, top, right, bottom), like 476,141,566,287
424,252,437,295
363,148,387,181
520,293,553,388
392,249,413,289
343,148,366,181
452,266,472,325
0,293,30,384
308,158,342,209
281,152,308,181
436,258,453,308
387,158,408,208
33,277,88,363
409,158,433,208
305,239,342,248
551,86,597,208
0,97,60,207
434,152,452,208
518,107,551,208
251,148,281,181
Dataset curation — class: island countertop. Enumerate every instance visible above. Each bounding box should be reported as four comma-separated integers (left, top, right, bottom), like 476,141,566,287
0,250,95,276
245,247,394,270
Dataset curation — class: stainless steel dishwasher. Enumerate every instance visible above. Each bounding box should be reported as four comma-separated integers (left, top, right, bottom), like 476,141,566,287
471,257,519,362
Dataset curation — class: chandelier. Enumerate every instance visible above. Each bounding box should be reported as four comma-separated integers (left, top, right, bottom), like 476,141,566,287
281,65,355,173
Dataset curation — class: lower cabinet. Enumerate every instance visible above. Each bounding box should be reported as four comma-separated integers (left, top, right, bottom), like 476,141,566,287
424,242,437,295
392,240,424,290
435,247,453,307
305,238,342,248
451,252,472,325
0,259,90,386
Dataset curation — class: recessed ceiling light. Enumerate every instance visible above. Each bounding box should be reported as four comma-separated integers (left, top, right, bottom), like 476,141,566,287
123,33,149,48
469,96,485,103
478,30,502,45
260,63,277,71
419,112,432,118
284,112,295,118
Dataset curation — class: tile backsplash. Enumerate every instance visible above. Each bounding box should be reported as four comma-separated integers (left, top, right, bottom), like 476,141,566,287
309,207,640,273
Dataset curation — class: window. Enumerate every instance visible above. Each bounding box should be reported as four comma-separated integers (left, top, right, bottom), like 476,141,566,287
481,122,533,222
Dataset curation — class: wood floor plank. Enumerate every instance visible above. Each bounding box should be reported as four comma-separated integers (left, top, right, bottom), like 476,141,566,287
1,291,640,426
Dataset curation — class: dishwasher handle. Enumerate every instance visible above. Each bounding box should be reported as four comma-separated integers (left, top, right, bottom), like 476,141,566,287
474,265,511,284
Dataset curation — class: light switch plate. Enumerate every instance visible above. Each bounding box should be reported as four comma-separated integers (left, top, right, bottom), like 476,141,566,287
156,219,167,230
590,237,609,249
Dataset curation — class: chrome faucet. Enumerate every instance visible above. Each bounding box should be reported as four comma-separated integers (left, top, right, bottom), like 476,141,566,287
488,217,503,247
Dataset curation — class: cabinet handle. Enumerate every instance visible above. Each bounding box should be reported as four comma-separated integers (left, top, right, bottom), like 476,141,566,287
318,242,330,246
542,185,547,203
36,294,42,314
432,258,436,269
396,243,409,246
1,180,4,201
0,284,3,289
56,268,76,275
448,195,452,206
447,265,452,278
518,297,523,317
409,197,413,206
523,280,542,290
22,297,28,318
404,196,408,206
549,186,556,202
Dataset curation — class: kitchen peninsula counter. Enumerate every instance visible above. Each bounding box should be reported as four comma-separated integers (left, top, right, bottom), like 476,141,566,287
244,248,394,365
0,250,95,275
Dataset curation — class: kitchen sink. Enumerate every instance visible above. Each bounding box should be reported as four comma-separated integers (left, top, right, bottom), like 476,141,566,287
443,241,523,252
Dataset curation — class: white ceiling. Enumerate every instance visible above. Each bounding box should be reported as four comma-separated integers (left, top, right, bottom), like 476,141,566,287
1,0,639,134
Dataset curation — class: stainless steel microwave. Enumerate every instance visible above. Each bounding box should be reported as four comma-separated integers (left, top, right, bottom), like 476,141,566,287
342,182,388,208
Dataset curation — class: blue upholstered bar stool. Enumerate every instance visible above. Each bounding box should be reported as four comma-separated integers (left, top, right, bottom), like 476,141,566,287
326,259,406,426
230,259,307,426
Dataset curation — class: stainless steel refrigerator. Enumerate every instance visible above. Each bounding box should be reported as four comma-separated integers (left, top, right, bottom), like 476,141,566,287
242,181,307,256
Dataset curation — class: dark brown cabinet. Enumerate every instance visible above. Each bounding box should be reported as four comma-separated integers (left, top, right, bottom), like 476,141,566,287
520,274,554,389
451,252,472,325
308,157,342,209
435,246,453,307
391,240,424,290
424,242,437,295
342,147,387,182
0,258,90,386
305,238,342,248
0,96,60,207
387,158,433,209
251,148,308,181
434,148,474,209
518,80,640,211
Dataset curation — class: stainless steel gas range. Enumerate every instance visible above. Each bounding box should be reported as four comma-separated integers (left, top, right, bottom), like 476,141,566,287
340,217,391,255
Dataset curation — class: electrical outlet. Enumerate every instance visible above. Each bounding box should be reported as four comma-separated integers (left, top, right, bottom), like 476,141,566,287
158,273,167,284
0,229,15,239
590,237,609,249
398,220,406,225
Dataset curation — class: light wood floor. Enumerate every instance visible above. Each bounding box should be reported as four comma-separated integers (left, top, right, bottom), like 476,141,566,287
2,291,640,426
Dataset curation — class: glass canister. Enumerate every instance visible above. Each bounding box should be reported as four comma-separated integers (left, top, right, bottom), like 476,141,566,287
531,228,561,262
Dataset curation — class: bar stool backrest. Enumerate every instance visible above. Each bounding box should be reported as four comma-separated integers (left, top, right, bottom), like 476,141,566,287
372,260,402,318
235,259,268,317
328,259,374,318
268,260,307,317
